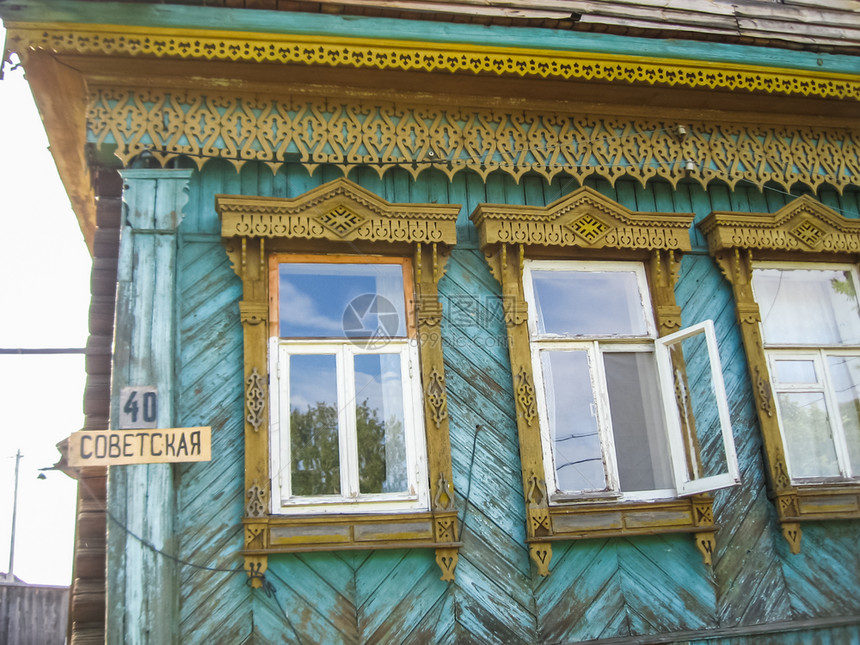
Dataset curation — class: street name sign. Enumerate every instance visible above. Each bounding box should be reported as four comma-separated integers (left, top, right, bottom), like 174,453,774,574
67,427,212,466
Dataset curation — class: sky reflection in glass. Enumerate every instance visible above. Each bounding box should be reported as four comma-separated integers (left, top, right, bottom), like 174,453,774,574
279,263,406,338
531,269,648,336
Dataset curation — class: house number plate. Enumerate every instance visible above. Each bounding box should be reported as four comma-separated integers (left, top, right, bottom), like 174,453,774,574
119,386,158,429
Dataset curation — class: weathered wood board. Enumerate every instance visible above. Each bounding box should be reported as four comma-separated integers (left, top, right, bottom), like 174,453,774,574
165,160,860,643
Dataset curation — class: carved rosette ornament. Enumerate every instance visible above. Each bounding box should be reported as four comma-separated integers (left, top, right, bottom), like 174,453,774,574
700,196,860,553
220,179,462,584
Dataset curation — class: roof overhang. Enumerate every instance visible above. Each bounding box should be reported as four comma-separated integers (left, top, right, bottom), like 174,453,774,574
3,13,858,249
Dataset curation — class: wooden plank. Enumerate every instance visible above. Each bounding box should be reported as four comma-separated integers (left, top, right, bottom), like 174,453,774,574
358,550,444,642
784,0,860,11
618,536,716,633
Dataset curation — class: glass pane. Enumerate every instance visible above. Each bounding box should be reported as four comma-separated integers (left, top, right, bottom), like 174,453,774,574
605,352,672,492
668,334,730,482
773,359,818,384
289,354,341,496
541,350,606,493
279,263,406,339
531,269,649,337
777,392,840,478
753,268,860,345
827,355,860,473
354,354,409,494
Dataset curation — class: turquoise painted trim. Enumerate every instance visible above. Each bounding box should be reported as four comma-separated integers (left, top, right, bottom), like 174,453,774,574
2,0,858,76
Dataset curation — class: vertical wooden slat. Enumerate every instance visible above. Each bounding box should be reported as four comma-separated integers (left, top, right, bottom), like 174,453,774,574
106,168,192,645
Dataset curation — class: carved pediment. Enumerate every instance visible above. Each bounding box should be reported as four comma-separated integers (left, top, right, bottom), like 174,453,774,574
700,195,860,255
470,186,693,252
217,178,459,245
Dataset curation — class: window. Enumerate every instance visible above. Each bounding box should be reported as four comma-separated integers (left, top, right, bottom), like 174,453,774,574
700,194,860,553
525,260,739,503
217,178,461,585
471,186,740,574
270,258,429,513
752,264,860,483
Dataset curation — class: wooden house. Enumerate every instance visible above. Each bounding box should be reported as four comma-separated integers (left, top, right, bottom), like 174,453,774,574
2,0,859,642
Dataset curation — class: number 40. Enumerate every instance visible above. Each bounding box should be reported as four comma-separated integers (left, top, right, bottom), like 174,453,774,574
124,390,157,424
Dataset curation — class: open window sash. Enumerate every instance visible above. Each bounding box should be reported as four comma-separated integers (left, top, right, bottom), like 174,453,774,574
656,320,740,497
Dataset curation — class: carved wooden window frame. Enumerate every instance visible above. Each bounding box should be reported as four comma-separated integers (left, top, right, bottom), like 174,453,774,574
471,186,725,575
700,195,860,555
218,178,462,585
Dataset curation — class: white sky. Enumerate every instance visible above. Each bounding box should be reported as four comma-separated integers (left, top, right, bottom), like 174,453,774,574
0,22,91,586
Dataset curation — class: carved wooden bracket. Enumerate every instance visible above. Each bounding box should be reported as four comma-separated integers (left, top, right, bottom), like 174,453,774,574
530,543,552,577
695,531,717,567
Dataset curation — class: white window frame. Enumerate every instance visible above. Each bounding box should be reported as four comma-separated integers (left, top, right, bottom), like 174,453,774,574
268,260,430,516
525,260,739,502
753,261,860,483
655,320,740,496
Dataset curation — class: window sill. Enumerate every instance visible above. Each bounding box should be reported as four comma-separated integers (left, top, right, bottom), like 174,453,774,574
274,497,427,516
537,496,714,540
780,483,860,521
524,496,718,574
241,509,461,581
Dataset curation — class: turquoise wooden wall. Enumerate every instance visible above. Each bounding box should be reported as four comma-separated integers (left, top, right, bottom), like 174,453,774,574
171,160,860,643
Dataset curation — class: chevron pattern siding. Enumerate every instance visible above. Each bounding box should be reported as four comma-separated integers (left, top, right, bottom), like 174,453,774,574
168,160,860,643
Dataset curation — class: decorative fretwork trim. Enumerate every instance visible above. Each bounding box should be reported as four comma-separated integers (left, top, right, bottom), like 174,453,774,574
217,179,458,245
701,195,860,553
7,24,860,101
474,189,715,572
84,89,860,193
701,195,860,256
223,179,461,583
472,186,694,253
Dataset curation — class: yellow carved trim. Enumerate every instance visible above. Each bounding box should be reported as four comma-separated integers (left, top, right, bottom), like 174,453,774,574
701,195,860,551
223,179,460,579
218,179,458,245
530,542,552,577
474,188,718,569
782,522,802,555
244,555,268,589
472,186,693,252
7,23,860,102
692,498,715,526
435,547,459,582
83,88,860,192
695,531,716,567
701,195,860,257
